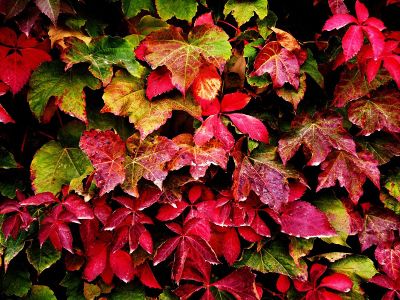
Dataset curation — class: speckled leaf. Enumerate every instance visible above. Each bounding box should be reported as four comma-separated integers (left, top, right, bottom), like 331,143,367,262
102,71,201,139
333,68,392,107
169,133,228,180
137,25,231,93
34,0,59,24
31,141,92,194
62,36,145,85
385,171,400,201
278,113,356,166
28,61,100,123
232,146,306,212
224,0,268,26
348,89,400,135
331,255,378,280
357,135,400,165
317,150,380,204
251,41,300,89
275,72,306,110
155,0,197,22
79,130,126,196
123,134,179,197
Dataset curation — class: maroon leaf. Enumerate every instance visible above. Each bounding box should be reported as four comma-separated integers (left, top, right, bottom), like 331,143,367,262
317,150,380,204
278,201,336,238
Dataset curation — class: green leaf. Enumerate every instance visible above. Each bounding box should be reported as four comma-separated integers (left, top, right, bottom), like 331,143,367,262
28,61,100,122
0,147,18,169
224,0,268,26
137,15,168,35
314,194,351,246
62,36,146,85
102,71,201,139
60,272,85,300
28,285,57,300
234,241,307,279
122,0,154,18
57,121,86,148
30,141,92,194
2,266,31,297
385,170,400,200
331,255,378,280
381,192,400,215
109,284,145,299
155,0,198,22
301,49,324,88
257,11,277,39
26,241,61,274
0,177,25,198
289,237,315,265
3,232,27,270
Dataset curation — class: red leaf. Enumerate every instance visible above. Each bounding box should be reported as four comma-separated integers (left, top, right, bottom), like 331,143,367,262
228,113,269,144
278,113,356,166
80,130,126,195
109,250,134,283
375,244,400,279
251,41,300,89
136,262,161,289
278,201,336,238
0,27,51,94
212,267,259,300
347,89,400,135
322,14,357,31
20,192,58,206
220,92,251,112
0,104,14,124
355,0,369,23
319,273,353,292
328,0,349,14
194,114,235,150
277,275,291,293
62,194,94,220
342,25,364,60
146,67,174,100
317,151,380,204
191,65,221,102
194,12,214,27
83,241,108,282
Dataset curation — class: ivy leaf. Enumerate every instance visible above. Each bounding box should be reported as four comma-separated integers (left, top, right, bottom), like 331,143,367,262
347,89,400,135
122,0,154,18
26,241,61,274
357,135,400,165
223,0,268,26
314,195,352,246
60,272,85,300
31,141,92,194
62,36,145,85
333,68,392,107
235,241,307,280
28,285,57,300
80,129,126,196
331,255,378,281
123,133,179,197
359,208,400,251
2,267,32,297
1,0,30,19
301,49,324,88
275,73,307,110
34,0,60,24
278,201,336,238
169,134,228,180
28,61,100,123
155,0,198,22
278,113,356,166
232,146,307,212
136,25,231,93
0,27,51,94
385,171,400,201
251,41,300,89
317,150,380,204
375,243,400,280
102,71,201,139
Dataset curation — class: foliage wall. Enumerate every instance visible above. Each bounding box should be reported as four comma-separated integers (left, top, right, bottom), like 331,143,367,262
0,0,400,299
